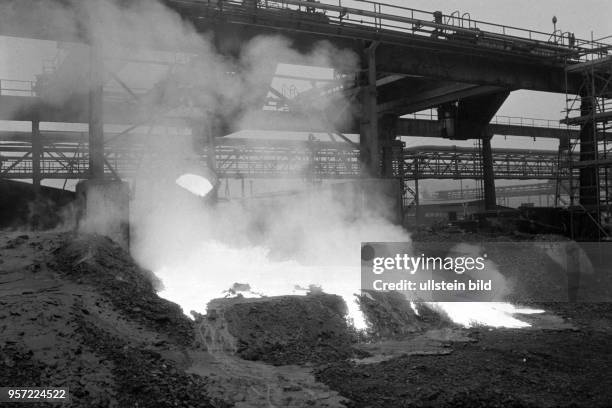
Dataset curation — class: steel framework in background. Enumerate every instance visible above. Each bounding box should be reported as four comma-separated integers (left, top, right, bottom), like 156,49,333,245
558,38,612,239
0,138,564,180
434,181,558,204
1,0,611,233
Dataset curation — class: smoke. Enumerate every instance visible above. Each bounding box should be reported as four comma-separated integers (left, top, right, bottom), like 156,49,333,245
3,0,553,331
423,243,543,328
1,0,356,131
131,185,409,328
12,0,407,327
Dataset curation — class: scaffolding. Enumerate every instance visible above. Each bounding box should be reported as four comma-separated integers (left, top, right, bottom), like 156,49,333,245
557,38,612,240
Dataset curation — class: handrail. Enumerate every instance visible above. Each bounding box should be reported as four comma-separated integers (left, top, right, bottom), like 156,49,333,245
164,1,611,62
348,0,609,51
491,115,580,129
0,79,36,97
271,0,607,55
404,110,578,129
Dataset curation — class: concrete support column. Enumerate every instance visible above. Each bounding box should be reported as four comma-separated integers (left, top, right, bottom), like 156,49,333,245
481,134,496,210
31,120,41,189
579,95,598,209
360,42,379,177
88,44,105,179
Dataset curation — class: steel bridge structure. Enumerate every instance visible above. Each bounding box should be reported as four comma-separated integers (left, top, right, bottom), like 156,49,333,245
0,0,610,228
433,181,559,205
0,134,567,181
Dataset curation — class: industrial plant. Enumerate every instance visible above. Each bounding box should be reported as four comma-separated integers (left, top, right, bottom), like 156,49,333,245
0,1,611,407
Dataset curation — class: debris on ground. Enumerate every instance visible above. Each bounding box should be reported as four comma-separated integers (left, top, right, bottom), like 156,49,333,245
2,230,612,407
201,293,359,365
356,290,449,339
0,231,350,407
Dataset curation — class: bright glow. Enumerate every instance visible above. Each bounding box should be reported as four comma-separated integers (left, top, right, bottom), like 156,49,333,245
425,302,545,328
154,239,543,330
176,173,214,197
139,187,542,332
154,240,367,329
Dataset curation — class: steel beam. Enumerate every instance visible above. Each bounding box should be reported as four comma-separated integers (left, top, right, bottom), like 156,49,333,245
481,135,496,210
31,120,41,188
375,45,579,94
379,114,398,178
579,95,598,208
360,42,379,177
88,45,105,179
378,83,503,116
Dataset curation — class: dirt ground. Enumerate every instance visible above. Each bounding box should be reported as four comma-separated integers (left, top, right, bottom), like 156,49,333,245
0,231,348,407
317,306,612,408
1,230,611,407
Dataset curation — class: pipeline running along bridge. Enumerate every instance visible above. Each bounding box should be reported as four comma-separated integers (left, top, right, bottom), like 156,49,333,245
0,0,610,214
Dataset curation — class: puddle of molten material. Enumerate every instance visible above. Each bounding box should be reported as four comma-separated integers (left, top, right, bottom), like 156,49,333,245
154,240,368,328
425,302,546,329
154,240,556,332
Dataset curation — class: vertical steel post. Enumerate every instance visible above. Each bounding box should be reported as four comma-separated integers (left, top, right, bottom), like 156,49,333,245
481,134,497,210
205,115,218,201
579,94,598,209
89,44,105,179
32,120,41,189
380,114,397,178
360,42,379,177
414,160,420,224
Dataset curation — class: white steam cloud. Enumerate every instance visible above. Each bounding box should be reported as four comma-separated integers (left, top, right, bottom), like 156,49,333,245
132,187,409,329
17,0,406,327
3,0,543,330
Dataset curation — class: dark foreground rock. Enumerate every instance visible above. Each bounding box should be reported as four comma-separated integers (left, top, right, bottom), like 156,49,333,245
203,294,360,365
0,231,226,408
3,230,612,408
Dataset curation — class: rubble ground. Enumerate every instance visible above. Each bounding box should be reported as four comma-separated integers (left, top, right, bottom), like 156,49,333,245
1,230,611,407
0,231,350,407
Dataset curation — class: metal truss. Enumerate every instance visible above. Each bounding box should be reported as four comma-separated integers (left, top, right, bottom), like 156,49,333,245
403,146,565,180
433,181,558,201
1,139,567,181
210,139,360,179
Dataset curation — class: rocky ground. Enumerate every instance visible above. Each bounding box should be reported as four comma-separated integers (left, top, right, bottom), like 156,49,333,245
0,231,350,407
1,230,611,407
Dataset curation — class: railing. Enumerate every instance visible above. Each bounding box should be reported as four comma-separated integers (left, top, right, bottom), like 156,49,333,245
194,0,610,61
0,79,36,97
434,181,558,200
344,1,610,59
403,146,562,180
345,0,582,47
491,115,579,129
403,110,578,130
